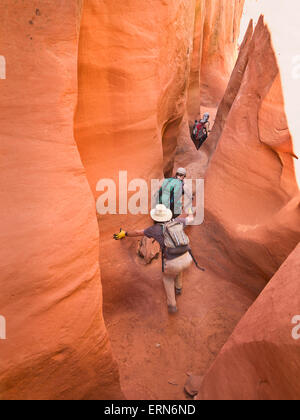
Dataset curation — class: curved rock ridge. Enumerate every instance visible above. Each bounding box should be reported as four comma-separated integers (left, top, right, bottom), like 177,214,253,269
202,16,299,282
197,242,300,400
0,0,299,401
75,0,195,187
173,13,299,402
187,0,245,122
201,19,254,166
239,1,300,184
0,0,122,400
75,0,245,185
199,0,245,109
195,4,300,400
74,0,246,400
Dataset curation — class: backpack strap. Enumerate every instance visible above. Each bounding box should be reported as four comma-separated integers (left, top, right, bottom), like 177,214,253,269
162,224,205,272
161,224,166,273
164,222,179,248
188,249,205,272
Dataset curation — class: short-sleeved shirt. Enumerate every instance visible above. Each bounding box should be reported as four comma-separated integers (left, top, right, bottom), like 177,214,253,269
144,218,188,260
159,178,184,217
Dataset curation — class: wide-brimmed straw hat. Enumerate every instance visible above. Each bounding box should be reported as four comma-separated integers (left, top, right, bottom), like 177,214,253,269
150,204,173,223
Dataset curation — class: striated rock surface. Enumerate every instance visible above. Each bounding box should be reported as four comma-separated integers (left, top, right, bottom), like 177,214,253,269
75,0,299,401
0,1,122,400
200,19,254,166
74,0,248,400
0,0,247,401
75,0,196,185
75,0,202,400
186,0,206,121
200,0,245,108
75,0,245,184
175,16,299,291
196,2,300,400
174,11,299,402
1,0,298,402
187,0,245,121
197,243,300,400
202,16,299,284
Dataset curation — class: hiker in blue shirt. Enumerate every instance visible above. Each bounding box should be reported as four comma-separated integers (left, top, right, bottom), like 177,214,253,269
158,167,189,218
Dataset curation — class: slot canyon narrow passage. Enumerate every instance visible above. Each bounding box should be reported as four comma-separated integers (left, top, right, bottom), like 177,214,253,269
0,0,299,401
74,0,299,400
74,0,252,400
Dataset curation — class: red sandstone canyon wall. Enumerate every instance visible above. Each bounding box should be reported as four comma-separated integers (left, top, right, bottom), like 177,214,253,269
171,16,299,401
187,0,206,121
175,15,299,293
202,16,299,284
1,0,299,401
197,243,300,400
74,1,199,397
199,0,245,109
196,2,300,400
0,0,246,400
74,0,200,313
187,0,245,120
201,19,254,163
0,1,122,400
75,0,198,185
75,0,245,185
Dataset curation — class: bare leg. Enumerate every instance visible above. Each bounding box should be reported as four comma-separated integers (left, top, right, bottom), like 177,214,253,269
162,274,177,310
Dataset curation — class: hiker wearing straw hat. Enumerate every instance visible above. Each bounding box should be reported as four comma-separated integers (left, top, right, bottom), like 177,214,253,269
113,204,195,314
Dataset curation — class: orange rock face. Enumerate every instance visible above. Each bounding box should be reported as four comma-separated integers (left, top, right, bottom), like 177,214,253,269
75,0,245,185
175,12,299,402
196,5,300,401
75,1,299,400
187,0,245,120
1,0,299,401
200,0,245,108
187,0,206,121
197,243,300,400
75,0,199,399
201,19,254,166
0,1,122,400
75,0,196,185
202,17,299,283
74,0,248,400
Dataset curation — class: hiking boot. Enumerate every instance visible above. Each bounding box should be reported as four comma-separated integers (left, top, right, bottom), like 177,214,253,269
175,288,182,296
168,305,178,314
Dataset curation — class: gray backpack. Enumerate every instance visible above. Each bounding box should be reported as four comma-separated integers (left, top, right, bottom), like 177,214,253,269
161,221,205,273
163,220,190,248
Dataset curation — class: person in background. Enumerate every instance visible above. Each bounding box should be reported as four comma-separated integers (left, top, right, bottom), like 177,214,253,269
192,113,210,150
158,167,191,218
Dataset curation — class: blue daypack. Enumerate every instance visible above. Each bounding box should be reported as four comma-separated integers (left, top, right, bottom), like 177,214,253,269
159,178,183,216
